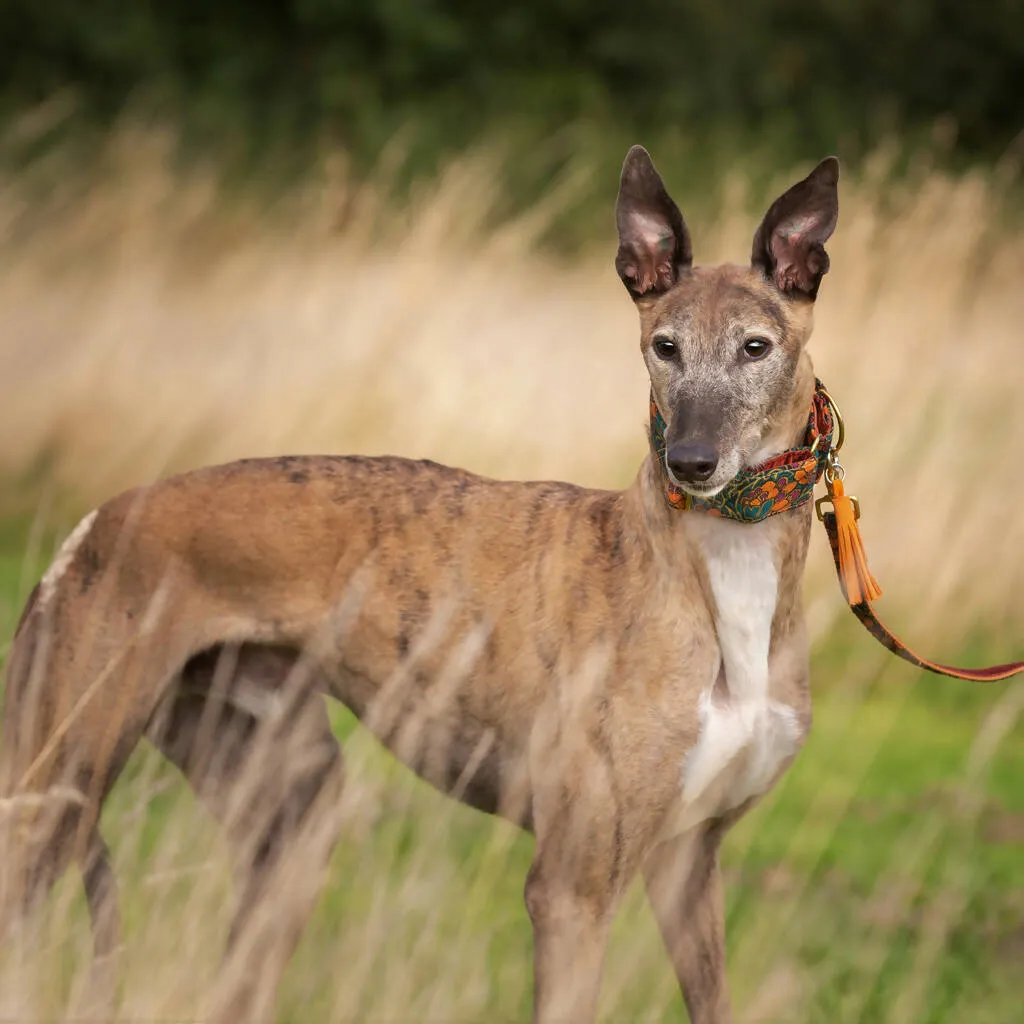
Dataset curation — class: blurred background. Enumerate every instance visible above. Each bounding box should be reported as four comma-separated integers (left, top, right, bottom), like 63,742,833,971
0,2,1022,1021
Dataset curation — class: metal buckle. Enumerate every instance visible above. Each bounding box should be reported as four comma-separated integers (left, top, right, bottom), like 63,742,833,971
816,493,861,521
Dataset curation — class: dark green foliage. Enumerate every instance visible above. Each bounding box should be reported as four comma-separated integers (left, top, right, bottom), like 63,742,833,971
0,1,1021,168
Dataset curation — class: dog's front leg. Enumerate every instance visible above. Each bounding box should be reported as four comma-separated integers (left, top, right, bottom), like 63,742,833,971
525,859,616,1023
524,760,631,1023
643,824,732,1024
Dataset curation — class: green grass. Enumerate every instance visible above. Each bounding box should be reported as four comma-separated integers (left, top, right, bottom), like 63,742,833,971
1,515,1021,1022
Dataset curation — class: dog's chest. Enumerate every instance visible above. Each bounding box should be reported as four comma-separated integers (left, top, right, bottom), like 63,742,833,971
665,522,805,836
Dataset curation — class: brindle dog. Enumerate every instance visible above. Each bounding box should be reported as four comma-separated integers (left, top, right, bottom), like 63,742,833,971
0,147,839,1023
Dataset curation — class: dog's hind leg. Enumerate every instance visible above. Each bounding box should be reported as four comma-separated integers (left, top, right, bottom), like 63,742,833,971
1,713,143,1024
149,643,346,1024
79,831,122,1015
0,593,155,1002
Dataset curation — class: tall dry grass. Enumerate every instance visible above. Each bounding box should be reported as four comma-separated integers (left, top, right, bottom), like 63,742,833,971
0,129,1021,1022
2,132,1021,641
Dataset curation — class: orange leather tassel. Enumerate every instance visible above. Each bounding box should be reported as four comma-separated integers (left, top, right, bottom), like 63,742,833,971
830,477,883,605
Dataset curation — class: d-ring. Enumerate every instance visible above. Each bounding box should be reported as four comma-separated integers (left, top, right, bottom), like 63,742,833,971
820,387,846,453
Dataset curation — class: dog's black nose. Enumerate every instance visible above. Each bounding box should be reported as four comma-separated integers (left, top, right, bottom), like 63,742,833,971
666,443,719,484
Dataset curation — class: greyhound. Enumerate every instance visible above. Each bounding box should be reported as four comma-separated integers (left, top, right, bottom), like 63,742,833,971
0,147,840,1022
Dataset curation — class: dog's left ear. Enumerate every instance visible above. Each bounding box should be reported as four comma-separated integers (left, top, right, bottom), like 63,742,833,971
751,157,839,300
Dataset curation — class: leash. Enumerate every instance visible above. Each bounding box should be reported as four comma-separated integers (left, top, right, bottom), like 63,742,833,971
650,381,1024,681
812,390,1023,682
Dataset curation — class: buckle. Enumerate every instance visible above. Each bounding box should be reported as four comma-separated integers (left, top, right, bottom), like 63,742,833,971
815,493,861,521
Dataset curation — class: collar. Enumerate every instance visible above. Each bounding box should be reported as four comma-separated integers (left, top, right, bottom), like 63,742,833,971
649,379,835,523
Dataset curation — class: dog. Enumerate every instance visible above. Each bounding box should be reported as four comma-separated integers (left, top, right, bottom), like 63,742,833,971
0,146,839,1022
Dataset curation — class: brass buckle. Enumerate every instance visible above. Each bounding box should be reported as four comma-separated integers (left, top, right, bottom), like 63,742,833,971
815,493,861,521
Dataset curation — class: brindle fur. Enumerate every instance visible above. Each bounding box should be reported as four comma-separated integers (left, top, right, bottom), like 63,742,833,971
0,148,840,1023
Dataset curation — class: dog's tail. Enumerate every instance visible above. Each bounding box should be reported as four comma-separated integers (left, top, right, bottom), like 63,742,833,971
0,580,122,992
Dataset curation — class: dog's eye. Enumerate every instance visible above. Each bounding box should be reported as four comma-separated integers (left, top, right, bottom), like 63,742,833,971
742,337,772,360
652,337,678,360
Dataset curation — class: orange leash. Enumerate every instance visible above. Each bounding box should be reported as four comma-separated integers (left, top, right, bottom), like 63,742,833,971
815,392,1023,682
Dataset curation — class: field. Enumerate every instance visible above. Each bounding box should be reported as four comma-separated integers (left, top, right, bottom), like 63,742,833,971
0,135,1022,1021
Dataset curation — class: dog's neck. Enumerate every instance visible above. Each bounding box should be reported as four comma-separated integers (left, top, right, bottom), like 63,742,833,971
626,370,818,709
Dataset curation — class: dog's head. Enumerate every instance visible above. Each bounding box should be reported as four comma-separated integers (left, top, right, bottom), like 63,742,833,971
616,147,839,497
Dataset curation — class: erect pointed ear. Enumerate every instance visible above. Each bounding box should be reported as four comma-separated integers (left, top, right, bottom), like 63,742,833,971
751,157,840,300
615,146,692,300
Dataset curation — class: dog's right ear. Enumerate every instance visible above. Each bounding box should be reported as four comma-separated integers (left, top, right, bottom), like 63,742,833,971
615,146,692,300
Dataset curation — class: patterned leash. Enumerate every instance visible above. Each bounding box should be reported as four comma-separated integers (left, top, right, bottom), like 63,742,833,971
814,389,1024,682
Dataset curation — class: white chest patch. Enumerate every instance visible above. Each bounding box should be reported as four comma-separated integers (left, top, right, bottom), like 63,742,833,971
667,519,804,835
